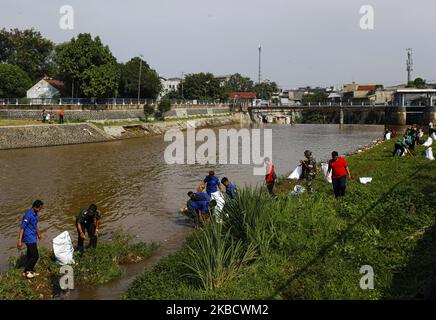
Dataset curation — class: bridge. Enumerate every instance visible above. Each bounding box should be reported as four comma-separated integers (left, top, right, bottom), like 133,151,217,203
237,103,436,129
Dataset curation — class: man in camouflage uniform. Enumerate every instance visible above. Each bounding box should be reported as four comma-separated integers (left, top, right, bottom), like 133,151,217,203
300,150,317,193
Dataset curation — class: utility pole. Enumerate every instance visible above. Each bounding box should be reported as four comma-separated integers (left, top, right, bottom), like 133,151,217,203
138,54,144,102
258,45,262,84
181,72,184,99
406,48,413,84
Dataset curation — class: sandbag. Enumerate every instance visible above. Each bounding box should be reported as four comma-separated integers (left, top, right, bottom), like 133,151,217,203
359,177,373,184
423,137,433,147
288,165,303,180
53,231,75,265
426,147,435,161
321,163,332,183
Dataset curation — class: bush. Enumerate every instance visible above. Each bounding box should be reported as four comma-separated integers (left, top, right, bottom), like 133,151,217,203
158,98,172,120
143,104,155,122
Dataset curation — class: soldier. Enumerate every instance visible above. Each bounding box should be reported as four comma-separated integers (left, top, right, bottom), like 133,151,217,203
300,150,317,194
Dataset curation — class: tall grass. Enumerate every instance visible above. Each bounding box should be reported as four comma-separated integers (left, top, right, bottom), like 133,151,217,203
182,218,257,290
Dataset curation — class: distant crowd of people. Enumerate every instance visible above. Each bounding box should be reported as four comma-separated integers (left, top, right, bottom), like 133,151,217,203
41,108,65,124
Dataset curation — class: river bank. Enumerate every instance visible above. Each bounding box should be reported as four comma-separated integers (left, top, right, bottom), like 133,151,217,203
125,137,436,300
0,115,234,150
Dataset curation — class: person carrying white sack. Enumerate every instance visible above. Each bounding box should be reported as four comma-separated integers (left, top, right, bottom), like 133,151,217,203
204,171,226,221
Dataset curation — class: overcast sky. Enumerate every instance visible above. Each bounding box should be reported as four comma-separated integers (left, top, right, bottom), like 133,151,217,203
1,0,435,88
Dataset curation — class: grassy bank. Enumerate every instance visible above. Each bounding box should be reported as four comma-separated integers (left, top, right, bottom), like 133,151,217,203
0,230,158,300
125,138,436,300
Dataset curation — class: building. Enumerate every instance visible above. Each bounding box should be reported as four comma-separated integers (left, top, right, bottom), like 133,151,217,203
27,78,66,101
215,75,233,86
229,92,257,109
393,88,436,106
159,77,182,99
342,83,383,104
280,89,305,106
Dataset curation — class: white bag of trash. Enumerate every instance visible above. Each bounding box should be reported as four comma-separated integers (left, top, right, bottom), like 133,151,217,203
432,132,436,141
321,163,332,183
359,177,373,184
53,231,75,265
288,165,303,180
423,137,433,147
288,185,306,196
425,147,435,161
385,132,391,140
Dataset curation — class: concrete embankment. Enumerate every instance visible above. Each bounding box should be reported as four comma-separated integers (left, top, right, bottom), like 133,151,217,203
0,116,235,150
0,123,113,150
103,116,235,138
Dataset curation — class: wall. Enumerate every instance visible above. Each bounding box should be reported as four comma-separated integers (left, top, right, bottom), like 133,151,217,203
0,106,231,122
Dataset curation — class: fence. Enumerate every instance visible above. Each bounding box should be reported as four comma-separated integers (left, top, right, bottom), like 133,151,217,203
0,97,229,107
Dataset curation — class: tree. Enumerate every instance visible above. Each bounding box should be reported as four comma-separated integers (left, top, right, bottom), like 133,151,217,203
302,92,329,105
182,73,225,100
0,28,55,81
119,57,162,99
407,77,426,89
225,73,254,92
158,98,172,120
55,33,120,98
0,64,32,98
143,104,155,122
254,82,279,100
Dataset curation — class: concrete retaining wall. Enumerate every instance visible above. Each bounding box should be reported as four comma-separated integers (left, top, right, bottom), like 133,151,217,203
0,107,230,122
0,116,236,150
0,123,113,150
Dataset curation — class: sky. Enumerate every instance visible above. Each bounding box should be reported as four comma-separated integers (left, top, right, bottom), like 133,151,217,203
1,0,435,89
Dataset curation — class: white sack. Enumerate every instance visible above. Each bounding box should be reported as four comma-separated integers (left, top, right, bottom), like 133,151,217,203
426,147,435,161
53,231,75,265
288,165,303,180
321,163,332,184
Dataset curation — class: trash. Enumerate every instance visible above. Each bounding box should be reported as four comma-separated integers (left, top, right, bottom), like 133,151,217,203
288,185,306,196
288,165,302,180
359,177,373,184
211,191,226,223
432,132,436,141
425,147,435,161
385,132,391,140
321,163,332,183
53,231,75,265
423,137,433,147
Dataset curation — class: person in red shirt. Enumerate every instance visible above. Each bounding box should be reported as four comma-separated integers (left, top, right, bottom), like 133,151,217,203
327,151,352,198
58,108,65,124
264,157,277,196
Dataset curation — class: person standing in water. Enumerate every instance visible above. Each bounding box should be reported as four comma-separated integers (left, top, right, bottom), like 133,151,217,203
300,150,317,194
76,204,101,253
327,151,352,198
17,200,44,279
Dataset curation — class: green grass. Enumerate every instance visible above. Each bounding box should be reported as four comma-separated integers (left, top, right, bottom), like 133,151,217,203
0,230,158,300
125,137,436,300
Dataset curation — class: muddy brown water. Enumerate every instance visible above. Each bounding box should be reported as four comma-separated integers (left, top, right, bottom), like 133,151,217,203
0,123,383,299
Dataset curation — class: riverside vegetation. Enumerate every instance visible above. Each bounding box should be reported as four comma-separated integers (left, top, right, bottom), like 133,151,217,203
0,230,158,300
125,137,436,300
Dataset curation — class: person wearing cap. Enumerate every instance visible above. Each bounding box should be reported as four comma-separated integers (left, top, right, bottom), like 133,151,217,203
300,150,317,194
76,204,101,253
17,200,44,279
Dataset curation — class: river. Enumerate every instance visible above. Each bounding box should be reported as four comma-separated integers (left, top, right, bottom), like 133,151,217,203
0,123,384,298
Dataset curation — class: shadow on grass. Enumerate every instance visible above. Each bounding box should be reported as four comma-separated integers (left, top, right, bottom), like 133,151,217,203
267,164,434,299
384,224,436,300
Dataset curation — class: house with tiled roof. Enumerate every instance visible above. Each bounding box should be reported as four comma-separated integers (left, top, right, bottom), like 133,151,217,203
27,77,67,100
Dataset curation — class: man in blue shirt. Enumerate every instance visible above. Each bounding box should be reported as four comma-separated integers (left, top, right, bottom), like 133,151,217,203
204,171,222,195
17,200,44,279
221,177,238,205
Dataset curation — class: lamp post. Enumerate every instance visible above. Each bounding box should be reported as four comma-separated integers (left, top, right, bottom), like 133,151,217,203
138,54,144,102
